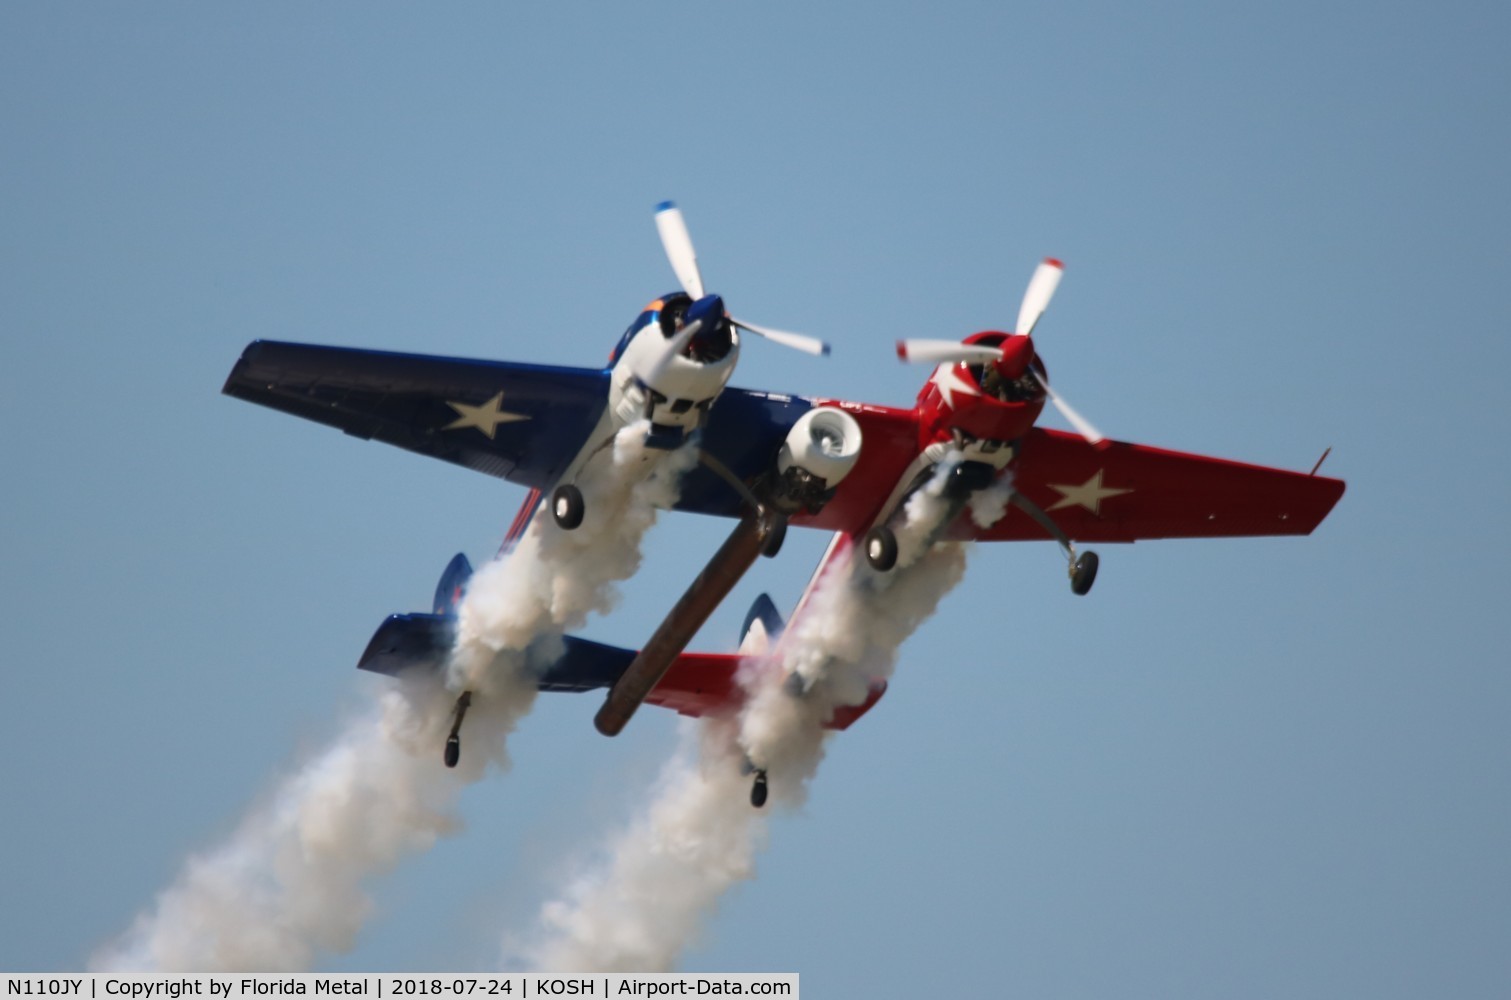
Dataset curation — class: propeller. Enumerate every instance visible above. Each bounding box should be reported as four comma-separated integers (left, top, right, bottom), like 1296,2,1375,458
653,202,830,357
894,340,1005,365
1033,372,1105,446
1016,257,1064,338
894,257,1106,446
654,202,704,300
896,258,1065,366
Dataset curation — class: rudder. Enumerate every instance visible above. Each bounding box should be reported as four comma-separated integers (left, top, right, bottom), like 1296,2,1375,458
739,593,785,655
433,552,473,617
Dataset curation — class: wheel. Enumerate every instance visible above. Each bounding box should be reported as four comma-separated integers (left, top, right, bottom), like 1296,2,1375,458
760,514,787,558
750,772,769,809
1070,550,1099,596
948,460,995,499
864,525,898,571
444,736,460,769
551,484,584,530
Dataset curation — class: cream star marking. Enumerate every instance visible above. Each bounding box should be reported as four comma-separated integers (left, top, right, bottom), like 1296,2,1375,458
442,392,530,439
931,363,980,410
1047,469,1133,514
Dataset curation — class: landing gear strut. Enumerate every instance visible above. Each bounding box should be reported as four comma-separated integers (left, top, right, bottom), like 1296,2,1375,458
864,460,995,574
1006,491,1100,596
444,691,472,768
695,448,786,562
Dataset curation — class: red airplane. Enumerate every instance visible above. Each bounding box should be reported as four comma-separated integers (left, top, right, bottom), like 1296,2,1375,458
225,204,1345,778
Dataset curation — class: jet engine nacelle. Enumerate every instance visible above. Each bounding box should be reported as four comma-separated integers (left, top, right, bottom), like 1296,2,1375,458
773,405,863,511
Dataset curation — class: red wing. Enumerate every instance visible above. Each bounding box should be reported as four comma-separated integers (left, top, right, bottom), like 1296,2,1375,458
961,428,1345,543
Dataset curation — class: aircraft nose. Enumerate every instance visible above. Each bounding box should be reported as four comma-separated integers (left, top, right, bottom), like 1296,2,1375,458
679,294,732,363
994,335,1036,378
684,294,726,330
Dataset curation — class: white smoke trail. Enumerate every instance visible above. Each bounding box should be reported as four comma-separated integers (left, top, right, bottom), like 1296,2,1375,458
92,681,470,972
95,424,694,972
439,425,697,773
736,540,967,810
449,427,695,699
518,463,971,972
521,720,762,973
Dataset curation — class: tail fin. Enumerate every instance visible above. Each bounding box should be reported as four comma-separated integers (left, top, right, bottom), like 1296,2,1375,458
433,553,473,617
739,593,785,656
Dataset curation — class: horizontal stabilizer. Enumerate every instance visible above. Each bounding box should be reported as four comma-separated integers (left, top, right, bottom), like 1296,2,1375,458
358,612,450,676
356,616,882,730
355,613,633,690
562,639,884,729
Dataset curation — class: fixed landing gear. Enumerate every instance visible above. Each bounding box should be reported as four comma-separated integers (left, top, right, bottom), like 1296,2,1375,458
864,525,898,571
761,513,787,558
750,769,769,809
1004,491,1102,597
444,691,472,769
693,448,786,560
947,459,996,498
741,757,770,808
551,484,584,530
864,460,993,573
1070,550,1099,596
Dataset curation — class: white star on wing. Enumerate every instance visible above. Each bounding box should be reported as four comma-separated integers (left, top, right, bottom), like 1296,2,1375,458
443,392,530,439
931,363,980,410
1046,469,1133,514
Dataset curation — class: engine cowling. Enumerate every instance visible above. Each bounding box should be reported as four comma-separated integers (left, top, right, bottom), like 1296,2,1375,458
774,406,863,511
609,297,741,433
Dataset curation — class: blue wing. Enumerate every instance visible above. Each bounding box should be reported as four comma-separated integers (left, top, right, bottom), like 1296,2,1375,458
223,340,611,487
671,388,818,517
225,339,826,516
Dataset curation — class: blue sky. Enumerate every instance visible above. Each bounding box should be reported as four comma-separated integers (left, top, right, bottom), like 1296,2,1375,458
3,1,1509,994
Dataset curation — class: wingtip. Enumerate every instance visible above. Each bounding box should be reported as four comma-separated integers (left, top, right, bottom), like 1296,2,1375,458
1044,257,1065,270
895,340,907,361
655,199,676,213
